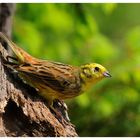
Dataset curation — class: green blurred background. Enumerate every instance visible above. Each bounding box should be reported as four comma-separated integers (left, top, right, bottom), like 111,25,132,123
13,3,140,136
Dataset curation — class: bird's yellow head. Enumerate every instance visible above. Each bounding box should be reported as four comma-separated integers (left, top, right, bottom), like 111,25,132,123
80,63,111,89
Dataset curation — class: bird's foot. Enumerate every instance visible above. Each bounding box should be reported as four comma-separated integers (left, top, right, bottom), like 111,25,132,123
50,99,70,125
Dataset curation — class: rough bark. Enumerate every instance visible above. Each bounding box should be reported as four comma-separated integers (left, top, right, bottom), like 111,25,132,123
0,3,78,137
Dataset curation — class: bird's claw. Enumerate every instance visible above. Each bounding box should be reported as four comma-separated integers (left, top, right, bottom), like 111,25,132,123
52,99,70,122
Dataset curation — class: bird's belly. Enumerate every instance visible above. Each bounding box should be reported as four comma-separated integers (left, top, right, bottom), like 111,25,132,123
39,85,81,100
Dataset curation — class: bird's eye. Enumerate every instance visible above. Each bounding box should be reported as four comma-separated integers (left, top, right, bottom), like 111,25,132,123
95,67,99,72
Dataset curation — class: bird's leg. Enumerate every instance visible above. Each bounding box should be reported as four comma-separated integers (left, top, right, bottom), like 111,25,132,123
54,99,70,122
48,99,63,122
53,100,75,127
48,99,70,125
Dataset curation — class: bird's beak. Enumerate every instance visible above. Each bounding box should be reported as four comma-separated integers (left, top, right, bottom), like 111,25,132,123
103,71,111,78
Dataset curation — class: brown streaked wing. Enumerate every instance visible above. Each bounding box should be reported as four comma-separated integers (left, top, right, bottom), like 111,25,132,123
15,60,81,93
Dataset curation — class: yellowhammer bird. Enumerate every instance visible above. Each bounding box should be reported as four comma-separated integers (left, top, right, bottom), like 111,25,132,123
0,32,111,120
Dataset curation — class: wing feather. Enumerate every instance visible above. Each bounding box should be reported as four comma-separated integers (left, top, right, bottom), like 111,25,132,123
15,61,81,94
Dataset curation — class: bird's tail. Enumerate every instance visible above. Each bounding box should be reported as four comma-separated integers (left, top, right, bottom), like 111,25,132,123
0,32,36,64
